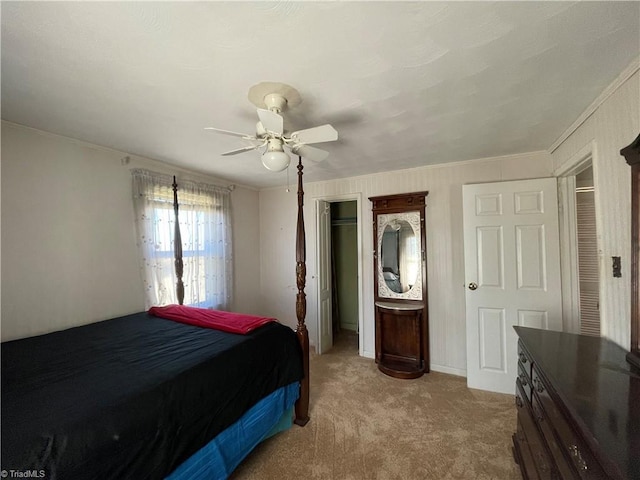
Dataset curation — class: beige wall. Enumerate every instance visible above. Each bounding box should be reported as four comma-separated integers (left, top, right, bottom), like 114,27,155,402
259,151,553,375
1,122,261,341
551,68,639,348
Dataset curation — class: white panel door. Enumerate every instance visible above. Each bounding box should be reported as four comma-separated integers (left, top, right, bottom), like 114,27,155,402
316,199,333,354
463,178,562,394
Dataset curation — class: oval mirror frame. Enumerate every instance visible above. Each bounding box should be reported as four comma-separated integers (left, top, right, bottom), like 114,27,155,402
377,211,423,300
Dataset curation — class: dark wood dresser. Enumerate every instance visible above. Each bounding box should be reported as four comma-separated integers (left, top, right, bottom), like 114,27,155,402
513,327,640,479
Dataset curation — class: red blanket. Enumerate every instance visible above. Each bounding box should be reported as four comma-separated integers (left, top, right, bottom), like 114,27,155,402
148,305,276,334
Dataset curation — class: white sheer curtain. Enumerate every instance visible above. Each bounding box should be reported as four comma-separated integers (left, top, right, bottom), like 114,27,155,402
132,170,177,308
177,179,233,309
131,169,233,310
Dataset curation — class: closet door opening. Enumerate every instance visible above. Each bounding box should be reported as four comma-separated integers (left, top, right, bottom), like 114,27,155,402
315,194,363,356
330,201,359,348
557,145,602,336
575,166,600,336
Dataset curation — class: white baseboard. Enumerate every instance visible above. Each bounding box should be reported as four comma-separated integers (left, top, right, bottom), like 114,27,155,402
430,363,467,378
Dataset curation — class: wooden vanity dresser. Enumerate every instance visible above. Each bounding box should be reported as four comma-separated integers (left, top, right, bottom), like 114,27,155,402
369,191,429,378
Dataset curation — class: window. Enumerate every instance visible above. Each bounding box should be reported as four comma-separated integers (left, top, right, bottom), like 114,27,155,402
131,169,232,310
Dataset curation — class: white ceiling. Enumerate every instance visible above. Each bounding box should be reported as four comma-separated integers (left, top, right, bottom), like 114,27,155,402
2,1,639,188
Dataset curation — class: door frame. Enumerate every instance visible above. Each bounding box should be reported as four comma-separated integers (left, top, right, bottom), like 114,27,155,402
554,140,602,335
314,192,364,356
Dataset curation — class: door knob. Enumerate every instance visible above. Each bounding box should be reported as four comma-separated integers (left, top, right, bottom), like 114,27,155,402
468,282,478,290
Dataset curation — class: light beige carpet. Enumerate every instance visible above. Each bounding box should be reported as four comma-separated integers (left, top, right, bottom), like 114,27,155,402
231,332,520,480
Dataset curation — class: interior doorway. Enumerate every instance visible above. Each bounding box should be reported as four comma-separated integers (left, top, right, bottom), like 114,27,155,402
315,194,363,356
556,145,601,336
330,202,359,336
463,178,563,394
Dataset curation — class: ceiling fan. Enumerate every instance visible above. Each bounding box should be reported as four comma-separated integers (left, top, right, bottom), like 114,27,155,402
205,82,338,172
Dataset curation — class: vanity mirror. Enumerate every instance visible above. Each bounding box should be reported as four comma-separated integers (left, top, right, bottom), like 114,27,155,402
377,212,423,299
370,192,429,378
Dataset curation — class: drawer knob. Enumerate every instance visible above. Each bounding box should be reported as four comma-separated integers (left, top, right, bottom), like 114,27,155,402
515,395,523,408
518,373,528,386
518,352,527,364
569,445,588,471
533,377,544,393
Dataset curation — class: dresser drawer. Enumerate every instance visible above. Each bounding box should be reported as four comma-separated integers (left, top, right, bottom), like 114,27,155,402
514,418,542,480
531,365,607,479
516,378,557,480
518,361,532,403
531,391,579,480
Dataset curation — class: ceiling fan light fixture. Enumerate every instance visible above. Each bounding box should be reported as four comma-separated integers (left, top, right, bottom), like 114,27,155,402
261,137,290,171
262,149,290,172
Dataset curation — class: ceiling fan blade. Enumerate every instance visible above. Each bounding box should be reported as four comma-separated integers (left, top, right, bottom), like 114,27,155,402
221,142,265,156
289,124,338,145
257,108,284,135
205,127,257,140
291,144,330,163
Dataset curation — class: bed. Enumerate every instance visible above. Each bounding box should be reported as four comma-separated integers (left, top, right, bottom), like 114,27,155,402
1,311,301,479
1,156,312,479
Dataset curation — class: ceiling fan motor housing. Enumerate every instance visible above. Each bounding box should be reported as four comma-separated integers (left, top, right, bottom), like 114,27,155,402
266,137,285,152
263,93,288,113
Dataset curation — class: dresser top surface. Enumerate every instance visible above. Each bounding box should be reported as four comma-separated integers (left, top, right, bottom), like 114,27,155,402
514,326,640,479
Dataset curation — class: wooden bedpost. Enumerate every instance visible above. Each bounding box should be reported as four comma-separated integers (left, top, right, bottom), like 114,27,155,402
294,156,310,426
172,176,185,305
